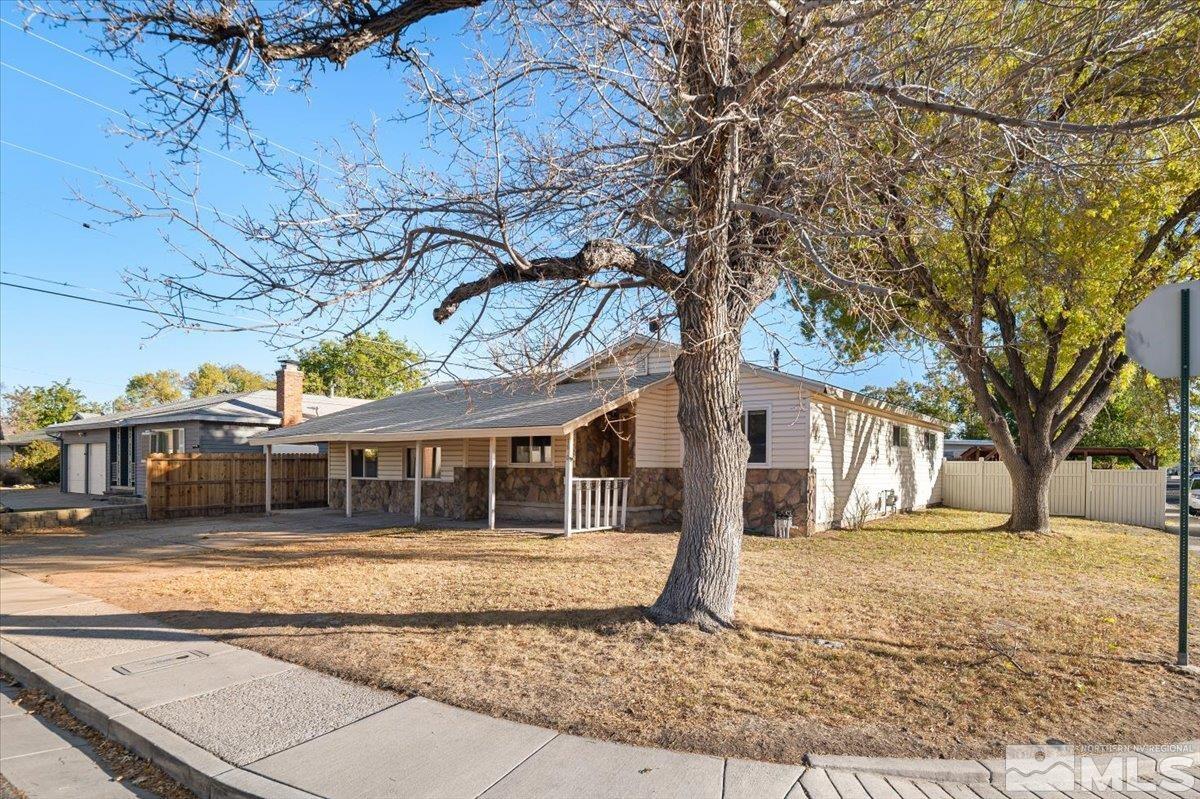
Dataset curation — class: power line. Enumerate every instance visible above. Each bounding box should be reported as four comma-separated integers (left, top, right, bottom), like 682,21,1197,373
1,280,242,329
0,59,252,170
0,364,129,391
0,139,221,214
0,22,435,368
1,278,430,365
0,17,337,175
0,270,280,326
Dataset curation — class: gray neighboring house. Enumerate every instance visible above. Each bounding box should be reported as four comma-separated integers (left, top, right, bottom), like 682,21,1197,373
45,362,368,497
0,427,53,467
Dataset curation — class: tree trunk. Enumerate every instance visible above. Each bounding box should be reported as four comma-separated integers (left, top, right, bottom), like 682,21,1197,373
647,305,748,630
1007,461,1055,533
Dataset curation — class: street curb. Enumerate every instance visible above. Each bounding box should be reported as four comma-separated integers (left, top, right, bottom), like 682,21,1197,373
0,638,318,799
804,754,991,784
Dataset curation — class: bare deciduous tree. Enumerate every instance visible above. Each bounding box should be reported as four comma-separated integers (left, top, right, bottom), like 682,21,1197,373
38,0,1200,623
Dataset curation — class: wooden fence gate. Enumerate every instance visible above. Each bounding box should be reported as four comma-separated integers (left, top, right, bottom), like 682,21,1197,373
146,453,327,519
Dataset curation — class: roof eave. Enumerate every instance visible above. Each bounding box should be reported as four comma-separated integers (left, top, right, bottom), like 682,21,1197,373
248,424,570,446
248,374,668,445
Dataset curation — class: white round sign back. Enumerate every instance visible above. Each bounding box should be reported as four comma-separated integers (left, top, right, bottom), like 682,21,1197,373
1125,280,1200,379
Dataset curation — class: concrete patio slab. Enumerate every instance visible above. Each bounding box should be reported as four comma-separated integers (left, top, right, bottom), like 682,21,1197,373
481,732,725,799
83,647,298,711
249,696,556,799
723,758,805,799
144,666,401,765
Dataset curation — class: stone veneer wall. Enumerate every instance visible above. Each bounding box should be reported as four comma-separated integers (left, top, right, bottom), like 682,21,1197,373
329,467,487,520
329,462,811,533
495,468,563,504
627,466,812,533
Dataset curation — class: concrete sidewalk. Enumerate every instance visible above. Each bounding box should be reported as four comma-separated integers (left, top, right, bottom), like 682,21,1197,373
0,680,153,798
1,569,1196,799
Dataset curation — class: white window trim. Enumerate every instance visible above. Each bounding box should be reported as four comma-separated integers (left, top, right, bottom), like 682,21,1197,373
144,427,185,455
506,436,556,468
743,406,771,469
402,445,453,482
349,447,380,480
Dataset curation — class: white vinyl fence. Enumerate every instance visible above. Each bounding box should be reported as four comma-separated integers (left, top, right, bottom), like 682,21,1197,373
941,458,1165,529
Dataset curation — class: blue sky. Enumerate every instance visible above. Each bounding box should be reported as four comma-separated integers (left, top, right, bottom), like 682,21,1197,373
0,9,926,407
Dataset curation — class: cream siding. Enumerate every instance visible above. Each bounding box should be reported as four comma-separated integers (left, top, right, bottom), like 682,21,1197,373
632,369,810,469
328,439,463,482
582,342,678,379
332,435,567,480
808,399,943,530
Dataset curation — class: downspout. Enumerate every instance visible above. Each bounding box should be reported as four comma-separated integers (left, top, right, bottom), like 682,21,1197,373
49,433,65,493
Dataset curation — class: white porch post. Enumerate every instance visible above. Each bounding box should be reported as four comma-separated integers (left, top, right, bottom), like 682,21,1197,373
488,437,496,530
344,442,352,518
564,430,575,537
264,444,273,515
414,441,423,524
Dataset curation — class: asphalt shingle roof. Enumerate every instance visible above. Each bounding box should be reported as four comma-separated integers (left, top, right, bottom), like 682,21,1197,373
253,373,670,441
46,390,368,432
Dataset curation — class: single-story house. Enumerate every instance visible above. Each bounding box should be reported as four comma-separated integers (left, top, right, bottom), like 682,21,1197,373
45,362,368,497
250,336,946,533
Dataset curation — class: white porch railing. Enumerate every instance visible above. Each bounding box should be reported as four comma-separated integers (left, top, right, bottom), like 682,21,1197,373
569,477,629,533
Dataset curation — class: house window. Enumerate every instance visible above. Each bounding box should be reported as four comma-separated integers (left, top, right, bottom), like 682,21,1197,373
742,409,768,465
146,428,184,454
350,448,378,478
405,446,443,479
923,431,937,450
511,435,553,464
892,424,909,448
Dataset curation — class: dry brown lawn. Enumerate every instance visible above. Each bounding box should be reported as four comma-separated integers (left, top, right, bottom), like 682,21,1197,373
43,508,1200,762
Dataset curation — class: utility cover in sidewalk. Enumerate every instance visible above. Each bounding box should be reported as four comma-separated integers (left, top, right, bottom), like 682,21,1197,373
113,650,209,676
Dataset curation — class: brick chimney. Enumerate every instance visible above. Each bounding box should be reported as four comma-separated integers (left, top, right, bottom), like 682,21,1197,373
276,360,303,427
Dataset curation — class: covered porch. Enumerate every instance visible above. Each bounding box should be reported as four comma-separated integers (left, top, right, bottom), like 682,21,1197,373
261,405,637,536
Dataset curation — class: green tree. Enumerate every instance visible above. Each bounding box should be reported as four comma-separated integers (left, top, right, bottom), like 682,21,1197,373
295,332,423,400
186,363,272,397
797,83,1199,532
1080,367,1197,468
115,370,184,410
2,381,98,431
10,439,61,484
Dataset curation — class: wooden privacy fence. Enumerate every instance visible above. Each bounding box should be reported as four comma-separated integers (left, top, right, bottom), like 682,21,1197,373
941,458,1165,529
146,453,327,519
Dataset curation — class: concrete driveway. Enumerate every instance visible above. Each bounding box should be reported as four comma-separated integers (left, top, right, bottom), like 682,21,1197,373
0,488,139,512
0,507,401,578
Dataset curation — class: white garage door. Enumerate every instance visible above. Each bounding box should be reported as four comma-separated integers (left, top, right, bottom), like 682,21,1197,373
66,443,87,493
87,443,107,495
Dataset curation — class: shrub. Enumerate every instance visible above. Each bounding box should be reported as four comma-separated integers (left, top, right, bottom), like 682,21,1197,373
9,440,60,484
1,466,23,487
